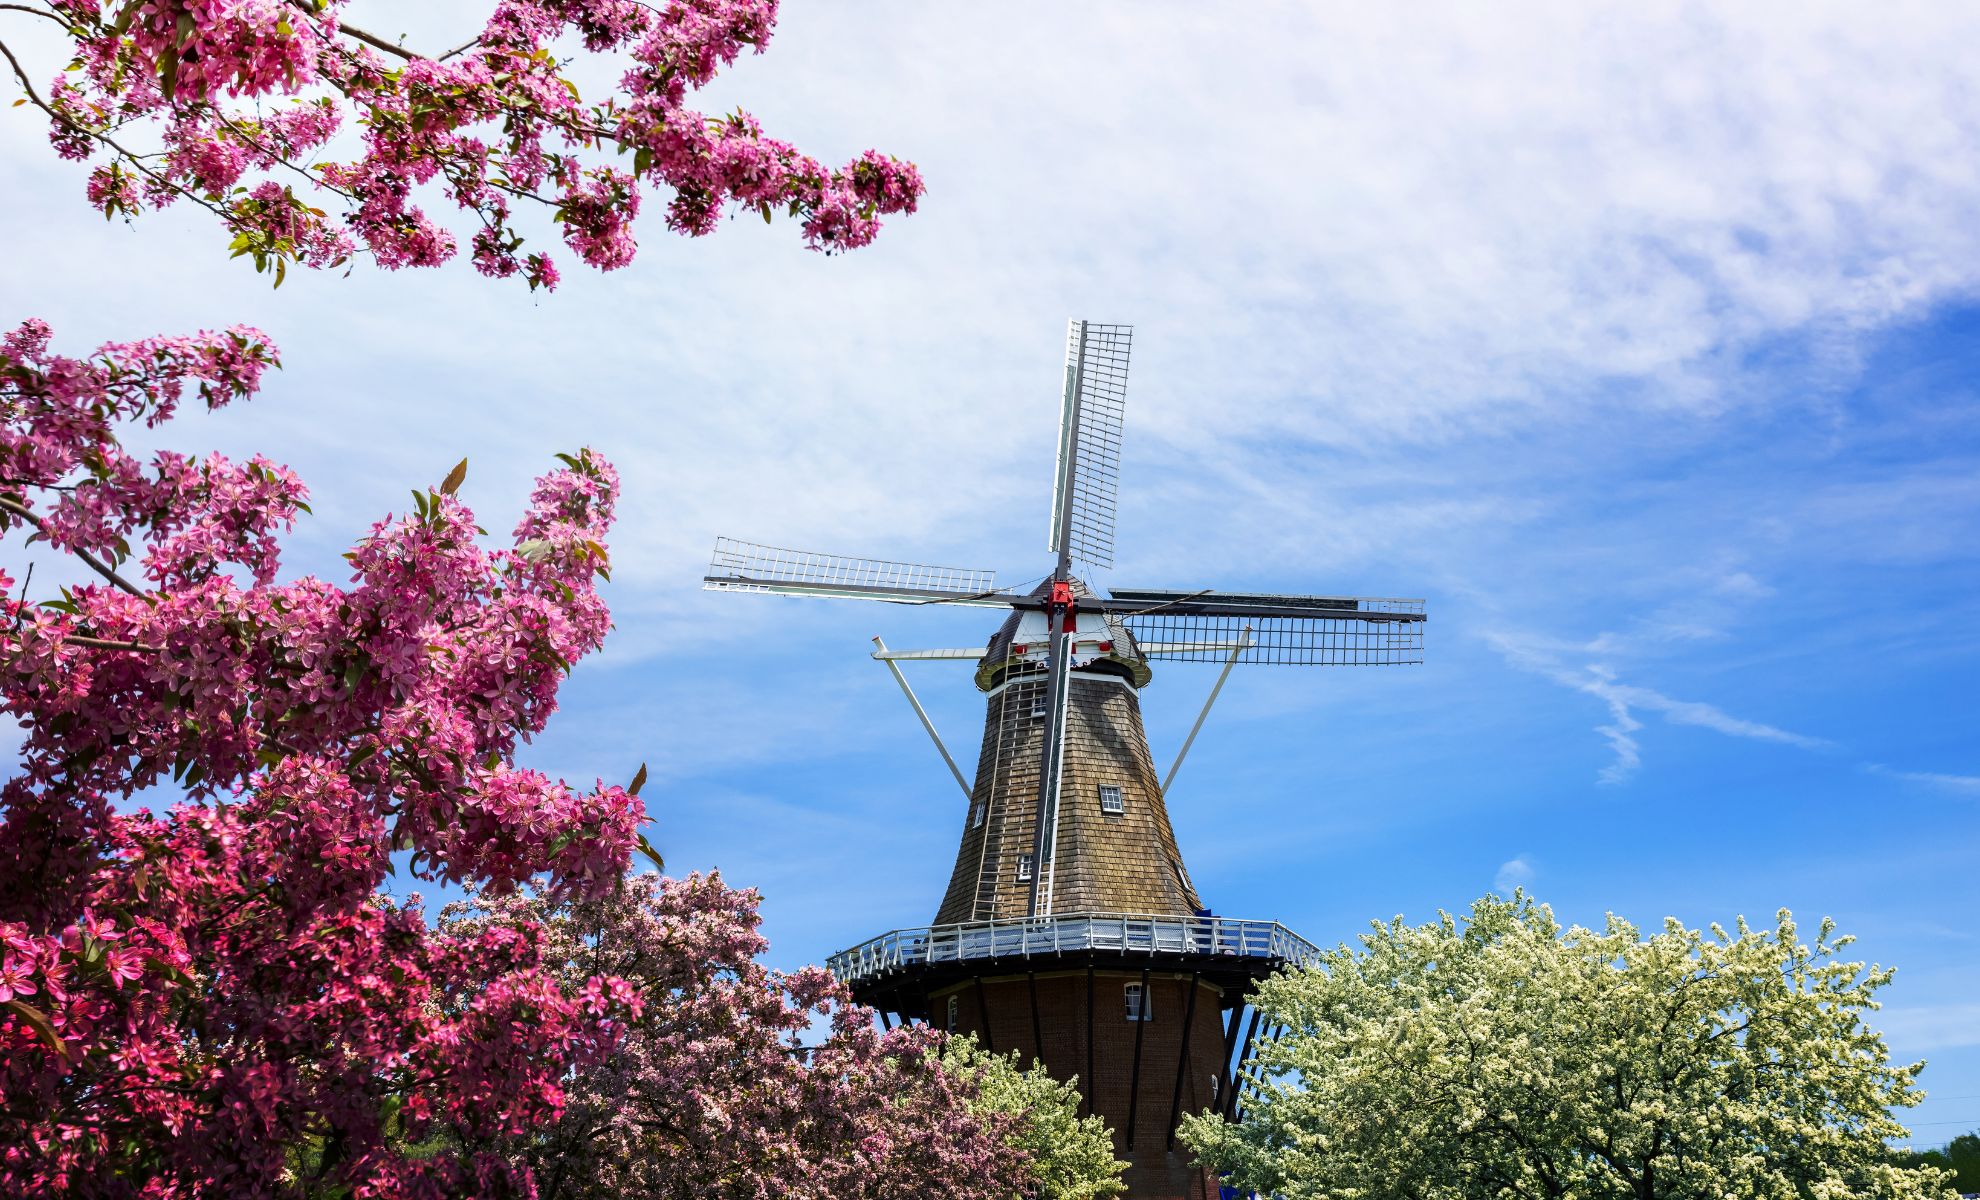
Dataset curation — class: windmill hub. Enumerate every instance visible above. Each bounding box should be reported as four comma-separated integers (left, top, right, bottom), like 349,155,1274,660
703,320,1427,1200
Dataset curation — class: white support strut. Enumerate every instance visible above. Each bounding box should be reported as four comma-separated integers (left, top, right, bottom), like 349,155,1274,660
872,636,973,800
1160,628,1253,797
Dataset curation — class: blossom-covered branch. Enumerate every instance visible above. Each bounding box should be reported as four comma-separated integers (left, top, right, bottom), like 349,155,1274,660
0,320,650,1195
4,0,925,289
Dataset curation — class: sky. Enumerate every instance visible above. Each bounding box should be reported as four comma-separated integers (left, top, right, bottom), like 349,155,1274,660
4,0,1979,1146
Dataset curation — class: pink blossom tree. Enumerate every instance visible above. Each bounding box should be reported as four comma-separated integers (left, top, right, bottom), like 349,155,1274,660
444,872,1037,1200
0,6,939,1194
0,318,659,1196
1,0,924,288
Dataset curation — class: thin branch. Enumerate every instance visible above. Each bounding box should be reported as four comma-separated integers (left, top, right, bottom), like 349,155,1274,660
0,496,146,597
331,19,416,62
0,38,231,222
63,634,159,652
0,4,66,25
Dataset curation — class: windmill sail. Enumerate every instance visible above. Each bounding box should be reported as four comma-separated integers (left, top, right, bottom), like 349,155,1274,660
1047,321,1132,571
704,538,1008,606
1106,588,1426,665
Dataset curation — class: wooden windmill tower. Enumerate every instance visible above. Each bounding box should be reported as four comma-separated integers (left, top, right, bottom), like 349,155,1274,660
706,320,1425,1200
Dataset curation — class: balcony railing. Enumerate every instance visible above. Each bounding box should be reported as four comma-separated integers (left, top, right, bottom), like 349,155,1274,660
826,911,1322,988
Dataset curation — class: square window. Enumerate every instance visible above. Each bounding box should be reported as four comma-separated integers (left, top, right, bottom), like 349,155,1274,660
1016,854,1034,882
1098,785,1124,815
1124,982,1151,1022
1031,702,1047,719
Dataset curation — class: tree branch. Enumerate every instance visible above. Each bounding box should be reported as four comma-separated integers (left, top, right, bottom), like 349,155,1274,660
63,634,159,652
0,495,146,597
0,4,66,25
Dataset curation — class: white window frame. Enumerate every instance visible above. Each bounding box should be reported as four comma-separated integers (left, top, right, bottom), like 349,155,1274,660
1124,982,1152,1022
1098,784,1124,815
969,801,984,829
1016,854,1034,882
946,994,959,1033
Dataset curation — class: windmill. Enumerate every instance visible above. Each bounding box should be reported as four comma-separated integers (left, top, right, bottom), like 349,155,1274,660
704,320,1425,1200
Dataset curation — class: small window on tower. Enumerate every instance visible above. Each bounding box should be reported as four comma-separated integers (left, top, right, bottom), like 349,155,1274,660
1124,982,1151,1022
946,994,959,1033
969,801,984,829
1031,701,1047,719
1016,854,1034,882
1098,785,1124,815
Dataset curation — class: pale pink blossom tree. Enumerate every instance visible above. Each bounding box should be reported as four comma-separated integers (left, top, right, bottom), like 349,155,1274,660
445,872,1037,1200
1,0,925,288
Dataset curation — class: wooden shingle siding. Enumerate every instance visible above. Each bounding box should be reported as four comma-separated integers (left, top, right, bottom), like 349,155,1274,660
934,619,1201,924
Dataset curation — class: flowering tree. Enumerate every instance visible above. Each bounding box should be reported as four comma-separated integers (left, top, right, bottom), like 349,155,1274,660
0,318,656,1196
1179,894,1956,1200
443,871,1037,1200
939,1035,1126,1200
0,0,924,288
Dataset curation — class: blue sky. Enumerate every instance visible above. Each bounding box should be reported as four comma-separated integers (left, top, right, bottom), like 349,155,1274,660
4,1,1978,1145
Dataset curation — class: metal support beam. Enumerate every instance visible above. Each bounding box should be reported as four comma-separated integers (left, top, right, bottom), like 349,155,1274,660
1227,1007,1263,1120
1217,1002,1244,1120
1165,972,1202,1149
1161,628,1252,796
1125,966,1151,1148
871,646,987,661
973,976,995,1054
872,636,971,801
878,1009,893,1032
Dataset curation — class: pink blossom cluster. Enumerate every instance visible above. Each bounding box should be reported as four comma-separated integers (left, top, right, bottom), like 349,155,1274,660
30,0,925,287
446,872,1033,1200
0,322,648,1195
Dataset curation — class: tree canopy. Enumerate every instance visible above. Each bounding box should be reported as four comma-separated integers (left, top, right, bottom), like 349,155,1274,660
1179,893,1955,1200
939,1035,1128,1200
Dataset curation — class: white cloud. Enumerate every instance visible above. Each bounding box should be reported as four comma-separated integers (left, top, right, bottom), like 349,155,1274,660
1866,764,1980,797
1873,1002,1980,1053
1488,630,1826,783
1494,855,1537,895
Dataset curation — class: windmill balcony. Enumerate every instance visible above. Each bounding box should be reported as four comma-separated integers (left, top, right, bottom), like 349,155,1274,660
826,911,1322,992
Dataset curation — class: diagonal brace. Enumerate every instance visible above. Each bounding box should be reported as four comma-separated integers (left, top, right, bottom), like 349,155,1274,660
872,636,971,800
1161,626,1253,796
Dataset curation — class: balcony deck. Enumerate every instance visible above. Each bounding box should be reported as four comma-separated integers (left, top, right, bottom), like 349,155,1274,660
827,911,1322,994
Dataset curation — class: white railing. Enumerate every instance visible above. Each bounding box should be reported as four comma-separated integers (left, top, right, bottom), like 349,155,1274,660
826,912,1321,987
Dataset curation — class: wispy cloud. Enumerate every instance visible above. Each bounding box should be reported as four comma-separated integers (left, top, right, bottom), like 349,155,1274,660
1494,855,1537,894
1866,764,1980,797
1488,630,1826,783
1873,1002,1980,1053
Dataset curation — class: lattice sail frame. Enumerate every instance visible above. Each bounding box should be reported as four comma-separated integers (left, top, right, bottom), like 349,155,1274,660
1124,606,1424,665
1047,321,1132,571
705,538,997,597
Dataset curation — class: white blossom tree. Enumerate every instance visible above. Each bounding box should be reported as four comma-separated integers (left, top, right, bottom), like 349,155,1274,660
1179,893,1955,1200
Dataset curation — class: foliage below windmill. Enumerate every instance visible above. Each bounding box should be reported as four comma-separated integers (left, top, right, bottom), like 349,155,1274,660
1180,893,1957,1200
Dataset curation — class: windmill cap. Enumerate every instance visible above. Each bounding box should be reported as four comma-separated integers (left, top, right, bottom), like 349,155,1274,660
974,577,1151,691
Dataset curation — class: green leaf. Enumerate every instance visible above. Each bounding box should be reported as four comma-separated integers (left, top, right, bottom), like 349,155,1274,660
4,999,69,1062
636,832,665,874
439,457,467,496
